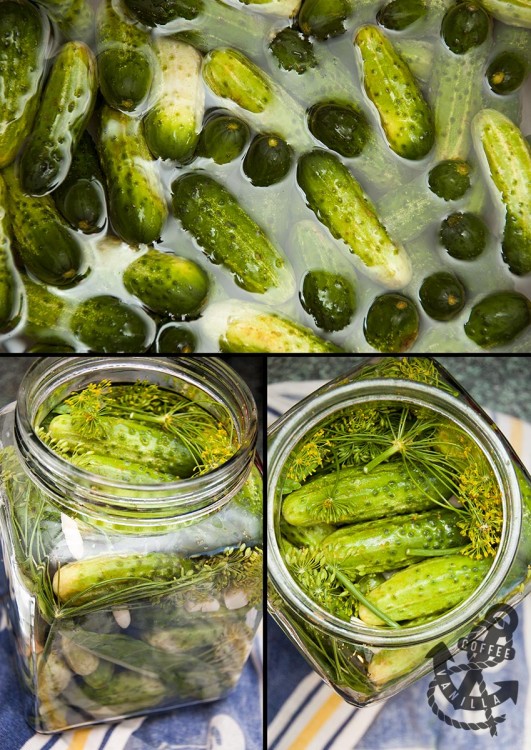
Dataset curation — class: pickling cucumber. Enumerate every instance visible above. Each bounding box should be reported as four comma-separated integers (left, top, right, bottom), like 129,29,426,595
0,0,49,169
156,325,197,353
282,462,451,526
419,272,466,321
478,0,531,29
364,293,419,352
70,295,154,353
236,0,301,16
20,42,98,197
298,0,353,39
377,0,426,30
358,555,492,624
34,0,94,41
123,249,210,318
308,101,370,158
0,174,21,333
96,0,156,112
98,106,168,245
171,172,295,300
21,275,74,341
196,110,250,163
355,25,434,160
243,134,293,186
441,2,490,54
439,212,488,259
472,109,531,275
297,150,411,289
123,0,202,24
487,51,527,94
144,38,204,162
269,27,318,74
3,166,88,288
393,39,433,82
428,160,472,201
464,290,531,348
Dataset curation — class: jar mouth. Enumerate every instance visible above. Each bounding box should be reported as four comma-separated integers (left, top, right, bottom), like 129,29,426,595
267,378,521,648
14,356,257,526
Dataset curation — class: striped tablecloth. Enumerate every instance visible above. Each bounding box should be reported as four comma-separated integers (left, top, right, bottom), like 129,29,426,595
268,380,531,750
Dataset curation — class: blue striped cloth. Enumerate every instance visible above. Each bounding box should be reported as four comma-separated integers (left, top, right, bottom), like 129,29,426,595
267,380,531,750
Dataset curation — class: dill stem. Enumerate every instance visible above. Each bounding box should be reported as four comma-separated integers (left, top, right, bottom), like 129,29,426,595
330,567,401,629
406,546,466,557
363,444,400,473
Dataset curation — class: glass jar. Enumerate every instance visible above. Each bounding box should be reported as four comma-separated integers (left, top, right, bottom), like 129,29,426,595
0,356,263,732
267,356,531,706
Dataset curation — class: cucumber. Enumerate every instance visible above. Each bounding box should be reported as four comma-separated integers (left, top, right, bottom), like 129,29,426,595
123,0,203,24
298,0,353,39
280,519,335,548
419,271,466,321
196,110,250,164
376,173,444,244
441,2,491,54
53,131,107,235
20,42,98,197
355,25,434,160
70,454,176,484
464,290,531,348
300,270,356,332
282,462,451,526
364,293,420,352
235,0,302,16
358,555,492,625
428,160,472,201
297,150,411,289
123,248,210,318
307,101,370,158
26,343,76,353
20,275,74,341
439,212,487,259
243,133,293,186
96,0,156,112
393,39,433,82
155,324,197,352
0,0,49,169
377,0,427,30
98,106,168,245
0,174,22,333
321,509,464,576
269,27,318,74
478,0,531,29
3,166,88,288
171,172,295,300
70,295,154,353
472,109,531,275
144,38,204,162
33,0,94,41
487,51,527,94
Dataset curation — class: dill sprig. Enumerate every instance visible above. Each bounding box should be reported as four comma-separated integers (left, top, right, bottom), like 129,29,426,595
355,357,459,396
456,461,503,559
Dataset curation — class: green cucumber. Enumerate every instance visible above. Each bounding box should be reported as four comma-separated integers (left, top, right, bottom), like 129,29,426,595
280,519,335,549
485,22,531,101
478,0,531,29
155,325,197,352
298,0,353,39
364,293,420,352
464,290,531,348
428,160,472,201
123,248,210,318
3,166,87,288
472,109,531,275
269,27,318,74
171,172,294,300
196,110,250,164
123,0,203,24
321,509,464,576
70,295,154,353
355,25,434,160
144,39,204,162
307,101,370,158
20,275,74,341
96,0,156,112
98,106,168,245
358,555,492,624
297,150,411,289
70,454,176,484
377,0,427,30
243,133,293,186
0,0,49,169
0,174,22,333
393,39,433,83
439,212,488,260
487,51,527,94
20,42,98,197
34,0,94,41
376,174,444,244
441,2,490,54
282,462,451,526
53,131,107,235
419,271,466,321
236,0,301,15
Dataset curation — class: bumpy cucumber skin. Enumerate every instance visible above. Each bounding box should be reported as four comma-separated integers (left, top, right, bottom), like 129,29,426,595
479,0,531,29
96,0,155,112
20,275,72,340
70,295,152,353
0,0,49,169
297,150,411,289
419,272,466,321
203,48,273,113
123,0,202,25
171,172,293,298
34,0,94,41
428,160,471,201
269,27,318,73
123,248,209,318
0,174,21,333
98,106,168,245
364,293,420,352
71,454,176,484
473,109,531,275
20,42,98,197
321,509,464,576
300,270,356,331
440,212,487,259
308,101,370,157
282,462,450,526
464,291,531,348
441,2,490,54
243,134,293,186
298,0,353,39
355,25,434,160
359,555,492,624
197,111,250,164
3,166,87,288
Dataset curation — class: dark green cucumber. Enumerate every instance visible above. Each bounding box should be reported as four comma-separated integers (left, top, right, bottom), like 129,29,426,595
243,134,293,186
26,343,76,353
308,101,370,158
144,38,204,162
359,555,492,624
20,42,98,197
428,160,472,201
464,291,531,348
419,272,466,321
34,0,94,41
364,293,420,352
171,172,294,300
300,270,356,332
479,0,531,28
123,249,209,319
155,325,197,353
53,131,107,235
269,27,318,74
377,0,426,30
487,51,527,94
196,110,250,164
98,106,168,245
355,25,434,160
3,166,87,288
70,295,153,353
96,0,155,112
321,509,464,576
297,150,411,288
0,174,21,333
123,0,203,24
298,0,353,39
441,2,490,54
0,0,49,169
282,462,451,526
440,212,488,259
280,519,335,548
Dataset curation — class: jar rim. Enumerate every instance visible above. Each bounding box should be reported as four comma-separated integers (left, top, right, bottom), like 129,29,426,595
267,378,521,648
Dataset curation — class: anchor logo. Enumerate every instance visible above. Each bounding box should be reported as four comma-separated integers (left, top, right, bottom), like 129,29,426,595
426,604,518,736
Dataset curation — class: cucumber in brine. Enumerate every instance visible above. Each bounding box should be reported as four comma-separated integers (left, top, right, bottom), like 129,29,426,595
196,110,250,164
364,293,420,352
243,134,293,186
